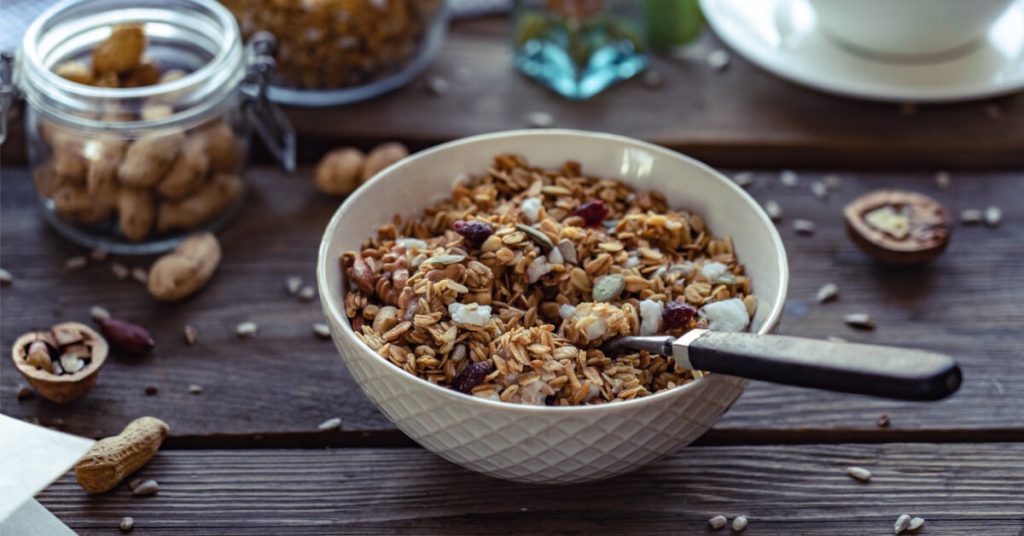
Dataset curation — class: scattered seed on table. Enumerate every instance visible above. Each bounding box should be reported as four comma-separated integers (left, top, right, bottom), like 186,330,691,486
131,479,158,496
129,478,143,490
526,111,555,128
844,313,876,330
111,262,130,280
131,267,148,284
318,417,342,431
764,200,783,221
793,219,816,235
285,276,302,295
90,305,111,323
313,322,331,339
144,385,158,396
183,325,198,345
189,384,203,395
298,286,316,302
907,517,925,531
983,103,1002,119
732,172,755,188
822,174,842,191
90,249,108,262
847,466,872,482
731,515,748,532
119,516,134,532
935,170,952,189
708,515,727,530
827,336,847,343
984,206,1002,227
0,267,12,285
17,384,34,401
960,209,983,224
65,256,88,270
425,74,450,95
236,322,258,338
894,514,911,534
816,283,839,303
641,69,664,89
899,102,917,116
706,49,730,71
877,413,891,427
811,181,828,200
780,170,799,187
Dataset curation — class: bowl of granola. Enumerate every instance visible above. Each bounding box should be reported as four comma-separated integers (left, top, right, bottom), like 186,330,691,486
317,130,788,483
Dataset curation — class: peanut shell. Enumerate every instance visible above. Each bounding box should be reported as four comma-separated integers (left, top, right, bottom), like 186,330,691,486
148,232,221,301
75,416,169,493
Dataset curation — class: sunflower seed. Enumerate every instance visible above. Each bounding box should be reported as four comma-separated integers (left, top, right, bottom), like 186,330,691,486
131,267,148,284
822,174,842,190
811,181,828,200
183,325,198,345
425,75,450,96
0,267,11,285
312,322,331,339
894,514,911,534
90,249,108,262
119,516,134,532
236,322,258,338
641,69,664,89
960,209,983,224
764,200,783,221
131,479,159,496
708,515,727,530
731,515,748,532
816,283,839,303
844,313,875,329
516,224,554,252
189,384,203,395
65,256,88,270
90,305,111,323
780,170,799,187
285,276,302,295
16,384,34,400
732,172,755,188
707,49,730,71
298,286,316,302
935,170,951,190
424,254,466,266
111,262,130,280
984,206,1002,227
317,417,342,431
793,219,816,235
908,517,925,531
526,111,555,128
847,466,872,482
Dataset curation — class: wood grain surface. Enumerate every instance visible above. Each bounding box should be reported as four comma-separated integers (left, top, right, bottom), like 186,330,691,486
36,444,1024,535
3,165,1022,443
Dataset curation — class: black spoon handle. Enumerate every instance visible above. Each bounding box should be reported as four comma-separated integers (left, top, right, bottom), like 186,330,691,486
680,330,961,401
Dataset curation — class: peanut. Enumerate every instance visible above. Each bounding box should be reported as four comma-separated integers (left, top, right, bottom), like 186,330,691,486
147,232,221,301
75,416,169,493
118,132,185,188
92,24,146,75
34,163,64,197
54,185,113,224
52,138,88,184
117,188,156,241
195,122,240,173
120,60,161,88
158,136,210,199
314,147,364,196
55,61,94,85
361,142,409,182
157,173,242,232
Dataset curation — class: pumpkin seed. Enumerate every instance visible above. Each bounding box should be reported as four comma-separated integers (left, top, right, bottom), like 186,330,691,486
515,224,553,252
592,274,625,302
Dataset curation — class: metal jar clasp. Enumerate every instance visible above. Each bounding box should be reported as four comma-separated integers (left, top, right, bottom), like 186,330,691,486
241,32,296,173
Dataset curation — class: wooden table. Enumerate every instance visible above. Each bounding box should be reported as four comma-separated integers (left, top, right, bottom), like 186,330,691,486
2,17,1023,535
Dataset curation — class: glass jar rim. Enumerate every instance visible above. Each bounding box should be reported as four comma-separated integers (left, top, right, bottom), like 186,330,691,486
19,0,243,130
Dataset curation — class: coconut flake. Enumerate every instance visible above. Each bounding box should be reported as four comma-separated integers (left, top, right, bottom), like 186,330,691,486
639,299,664,336
448,302,492,326
700,298,750,332
521,197,542,223
547,246,564,264
700,261,728,282
527,256,552,283
559,304,576,320
395,238,428,251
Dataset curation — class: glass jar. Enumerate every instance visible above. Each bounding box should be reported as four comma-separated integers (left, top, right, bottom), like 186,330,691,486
3,0,294,254
222,0,449,106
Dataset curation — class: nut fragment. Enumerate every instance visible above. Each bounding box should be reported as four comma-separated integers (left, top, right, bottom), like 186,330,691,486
315,148,365,196
75,416,169,493
148,232,221,301
361,142,409,182
845,190,950,264
92,24,146,74
847,466,872,482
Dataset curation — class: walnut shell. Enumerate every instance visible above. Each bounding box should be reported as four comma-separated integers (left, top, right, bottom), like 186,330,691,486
844,190,951,264
11,323,109,403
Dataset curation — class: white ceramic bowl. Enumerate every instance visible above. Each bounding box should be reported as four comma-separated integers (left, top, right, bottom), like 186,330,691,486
317,130,789,484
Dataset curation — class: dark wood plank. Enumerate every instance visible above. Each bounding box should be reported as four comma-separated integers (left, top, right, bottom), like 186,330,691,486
3,165,1023,441
36,444,1024,535
4,17,1023,169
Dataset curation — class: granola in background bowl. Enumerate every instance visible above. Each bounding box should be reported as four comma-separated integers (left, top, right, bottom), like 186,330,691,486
340,154,756,406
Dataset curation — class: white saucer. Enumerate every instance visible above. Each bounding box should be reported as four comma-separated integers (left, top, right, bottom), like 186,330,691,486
700,0,1024,102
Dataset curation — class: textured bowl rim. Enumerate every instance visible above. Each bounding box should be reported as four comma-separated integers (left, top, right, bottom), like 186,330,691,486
317,129,789,415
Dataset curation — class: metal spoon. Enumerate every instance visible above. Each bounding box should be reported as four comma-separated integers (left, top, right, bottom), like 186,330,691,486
601,329,961,401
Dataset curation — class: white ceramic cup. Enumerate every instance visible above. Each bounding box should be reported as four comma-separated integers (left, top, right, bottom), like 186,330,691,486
317,130,789,484
807,0,1015,58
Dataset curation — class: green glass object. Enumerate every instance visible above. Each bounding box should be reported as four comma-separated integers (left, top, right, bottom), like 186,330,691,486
644,0,704,50
513,1,649,100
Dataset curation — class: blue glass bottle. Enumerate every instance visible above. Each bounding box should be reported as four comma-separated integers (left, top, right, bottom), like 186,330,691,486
513,0,649,100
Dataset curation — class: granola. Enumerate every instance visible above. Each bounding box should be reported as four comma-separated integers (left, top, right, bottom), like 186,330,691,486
340,155,756,406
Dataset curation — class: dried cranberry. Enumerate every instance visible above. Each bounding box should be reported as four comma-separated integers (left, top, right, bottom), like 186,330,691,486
573,200,609,226
662,301,696,329
454,360,494,394
452,220,494,247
